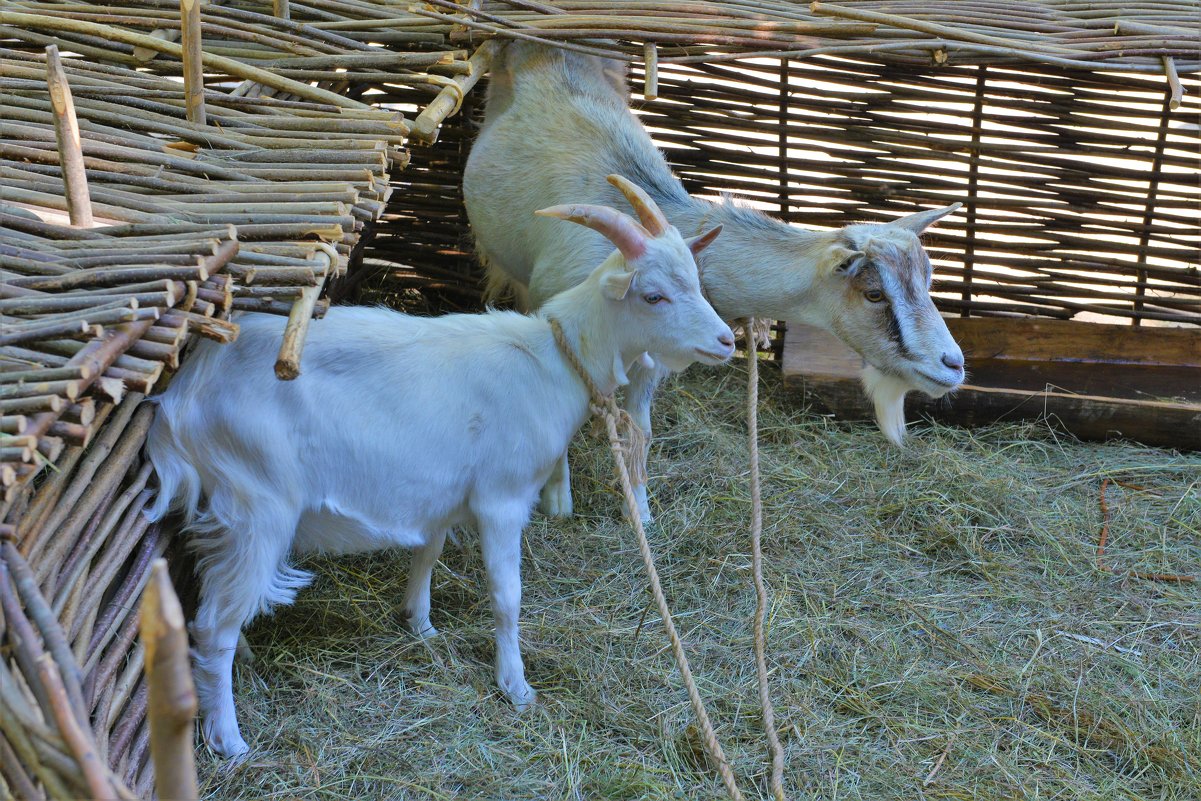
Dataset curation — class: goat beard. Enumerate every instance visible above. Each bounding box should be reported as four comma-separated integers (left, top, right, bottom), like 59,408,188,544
860,364,910,446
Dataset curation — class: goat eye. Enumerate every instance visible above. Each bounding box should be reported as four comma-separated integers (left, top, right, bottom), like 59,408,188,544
864,290,885,303
643,293,666,305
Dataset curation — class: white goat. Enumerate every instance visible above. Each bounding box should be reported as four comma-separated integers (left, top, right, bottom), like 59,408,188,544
464,43,966,522
144,176,734,757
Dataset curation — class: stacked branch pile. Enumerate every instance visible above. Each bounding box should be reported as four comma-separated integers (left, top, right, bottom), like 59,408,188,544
0,1,467,795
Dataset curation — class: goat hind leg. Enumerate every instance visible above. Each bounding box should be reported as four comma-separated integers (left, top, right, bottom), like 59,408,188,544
190,509,307,757
537,450,573,518
402,529,447,638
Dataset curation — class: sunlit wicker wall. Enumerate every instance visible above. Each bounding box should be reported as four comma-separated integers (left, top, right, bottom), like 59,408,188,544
361,57,1200,327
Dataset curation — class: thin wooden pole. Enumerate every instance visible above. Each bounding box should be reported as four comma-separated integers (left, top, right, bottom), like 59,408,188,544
1132,87,1173,325
44,45,93,228
1162,56,1182,110
777,58,789,219
141,559,199,801
274,283,322,379
643,42,659,100
962,65,987,317
179,0,206,125
273,0,290,22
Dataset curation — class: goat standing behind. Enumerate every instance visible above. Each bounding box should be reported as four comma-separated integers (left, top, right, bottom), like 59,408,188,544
144,177,734,757
465,43,966,522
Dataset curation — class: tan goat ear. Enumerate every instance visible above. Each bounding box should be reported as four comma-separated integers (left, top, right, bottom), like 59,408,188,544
686,224,723,256
601,269,637,300
823,244,866,276
891,202,962,234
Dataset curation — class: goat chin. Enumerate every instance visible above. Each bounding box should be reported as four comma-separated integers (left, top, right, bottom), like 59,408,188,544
860,365,910,446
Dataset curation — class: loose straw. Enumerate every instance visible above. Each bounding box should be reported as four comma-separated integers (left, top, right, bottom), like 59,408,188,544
1096,479,1195,583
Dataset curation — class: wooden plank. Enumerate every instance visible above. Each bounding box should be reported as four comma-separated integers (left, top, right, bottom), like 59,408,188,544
782,320,1201,451
948,318,1201,367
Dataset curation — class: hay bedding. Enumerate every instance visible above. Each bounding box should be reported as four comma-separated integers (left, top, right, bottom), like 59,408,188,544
198,363,1199,800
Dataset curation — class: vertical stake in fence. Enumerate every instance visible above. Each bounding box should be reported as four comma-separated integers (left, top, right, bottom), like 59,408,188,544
180,0,206,126
272,0,290,22
777,58,789,220
643,43,659,100
44,45,93,228
1132,86,1173,325
962,65,986,317
141,559,200,801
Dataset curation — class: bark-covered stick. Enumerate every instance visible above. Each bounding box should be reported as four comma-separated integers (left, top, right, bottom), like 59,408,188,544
180,0,206,125
140,560,200,801
410,40,498,143
44,45,93,228
274,283,322,379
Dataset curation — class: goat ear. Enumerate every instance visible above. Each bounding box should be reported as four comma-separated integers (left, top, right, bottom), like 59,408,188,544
601,269,637,300
891,203,962,234
686,224,722,256
823,244,866,276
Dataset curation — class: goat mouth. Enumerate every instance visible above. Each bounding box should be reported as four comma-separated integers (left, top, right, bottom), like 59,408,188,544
694,347,733,363
914,368,962,391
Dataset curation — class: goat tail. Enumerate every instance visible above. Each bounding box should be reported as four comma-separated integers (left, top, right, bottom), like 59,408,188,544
143,398,203,525
860,365,910,446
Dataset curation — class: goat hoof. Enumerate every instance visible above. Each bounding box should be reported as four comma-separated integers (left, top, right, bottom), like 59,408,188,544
632,485,652,524
203,715,249,759
538,485,573,518
235,633,255,664
407,619,439,640
504,681,537,712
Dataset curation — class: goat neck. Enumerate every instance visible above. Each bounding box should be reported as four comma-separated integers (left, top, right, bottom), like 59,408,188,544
656,195,839,324
539,258,638,397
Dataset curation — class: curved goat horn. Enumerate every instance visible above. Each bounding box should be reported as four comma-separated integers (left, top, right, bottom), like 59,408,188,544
606,174,668,237
536,203,648,261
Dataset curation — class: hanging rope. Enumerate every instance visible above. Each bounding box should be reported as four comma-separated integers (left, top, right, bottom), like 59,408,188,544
548,318,743,801
745,319,786,800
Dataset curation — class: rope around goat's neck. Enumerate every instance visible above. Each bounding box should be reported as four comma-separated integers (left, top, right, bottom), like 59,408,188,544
746,319,786,801
548,318,647,484
547,316,743,801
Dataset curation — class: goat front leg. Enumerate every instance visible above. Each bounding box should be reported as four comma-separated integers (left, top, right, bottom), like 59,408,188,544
622,360,668,523
537,448,573,518
402,529,447,639
477,504,535,710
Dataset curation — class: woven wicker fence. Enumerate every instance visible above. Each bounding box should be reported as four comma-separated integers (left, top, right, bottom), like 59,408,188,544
362,53,1200,328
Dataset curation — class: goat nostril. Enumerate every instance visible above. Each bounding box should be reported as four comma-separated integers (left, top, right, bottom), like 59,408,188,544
718,334,734,348
942,352,964,371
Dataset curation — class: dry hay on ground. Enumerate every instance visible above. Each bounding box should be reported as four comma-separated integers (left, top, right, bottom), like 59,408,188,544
197,362,1200,800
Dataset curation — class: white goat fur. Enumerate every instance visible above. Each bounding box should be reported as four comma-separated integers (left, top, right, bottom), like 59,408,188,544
145,233,733,757
464,44,966,519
